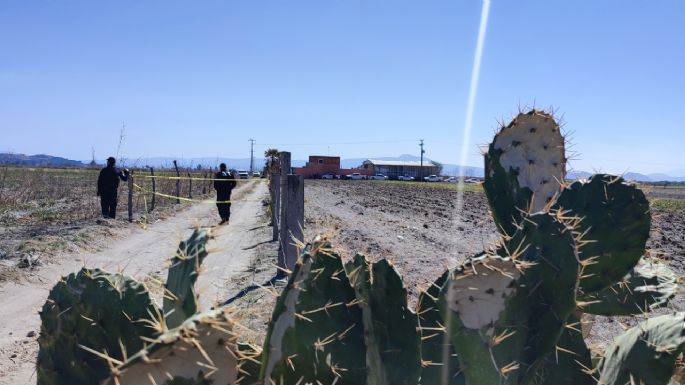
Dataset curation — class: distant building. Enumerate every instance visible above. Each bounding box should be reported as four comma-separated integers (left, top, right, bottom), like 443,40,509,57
362,159,439,179
293,155,372,179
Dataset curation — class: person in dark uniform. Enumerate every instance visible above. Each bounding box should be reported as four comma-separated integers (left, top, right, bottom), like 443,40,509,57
214,163,237,224
97,157,129,219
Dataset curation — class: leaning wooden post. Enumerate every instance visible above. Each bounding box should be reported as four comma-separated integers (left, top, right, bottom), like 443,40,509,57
284,175,304,271
173,160,180,204
127,173,133,222
277,151,291,275
149,167,156,212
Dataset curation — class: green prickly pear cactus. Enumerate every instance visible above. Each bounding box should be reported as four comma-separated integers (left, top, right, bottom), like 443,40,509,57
553,173,651,293
438,108,680,385
38,229,215,385
346,254,422,385
439,212,581,385
260,239,366,384
483,110,566,235
110,307,239,385
37,268,159,385
597,313,685,385
163,229,210,328
578,259,677,316
260,239,421,385
417,270,464,385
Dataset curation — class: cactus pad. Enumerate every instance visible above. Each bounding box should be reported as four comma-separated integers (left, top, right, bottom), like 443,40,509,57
416,270,464,385
597,313,685,385
346,254,422,385
111,307,239,385
578,259,677,316
261,240,366,384
37,268,158,385
484,110,566,235
533,312,594,385
163,229,210,328
553,174,650,293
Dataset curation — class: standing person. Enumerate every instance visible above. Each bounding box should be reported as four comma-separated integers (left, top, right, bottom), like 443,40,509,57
214,163,237,224
97,157,129,219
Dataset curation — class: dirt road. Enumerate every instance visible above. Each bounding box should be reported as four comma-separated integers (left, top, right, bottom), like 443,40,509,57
0,180,272,385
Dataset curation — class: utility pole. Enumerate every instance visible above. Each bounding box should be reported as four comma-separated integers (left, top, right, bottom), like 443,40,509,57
419,139,425,182
248,138,255,174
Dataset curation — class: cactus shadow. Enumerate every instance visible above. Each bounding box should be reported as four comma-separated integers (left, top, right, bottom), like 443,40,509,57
221,275,284,306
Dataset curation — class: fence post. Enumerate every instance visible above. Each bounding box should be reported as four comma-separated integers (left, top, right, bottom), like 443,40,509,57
187,172,192,199
284,175,304,271
271,172,280,241
173,160,180,204
149,167,156,212
202,171,207,195
127,174,133,222
277,152,291,276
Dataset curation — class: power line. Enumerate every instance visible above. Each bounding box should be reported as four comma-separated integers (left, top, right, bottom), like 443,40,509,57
254,139,418,147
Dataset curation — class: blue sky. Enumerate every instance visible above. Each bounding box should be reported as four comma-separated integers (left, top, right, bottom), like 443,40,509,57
1,1,683,174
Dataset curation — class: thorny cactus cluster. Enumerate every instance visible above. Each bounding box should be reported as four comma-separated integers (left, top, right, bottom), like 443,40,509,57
37,109,683,385
429,109,681,385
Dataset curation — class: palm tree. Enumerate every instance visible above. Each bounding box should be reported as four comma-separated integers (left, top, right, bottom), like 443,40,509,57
264,148,280,174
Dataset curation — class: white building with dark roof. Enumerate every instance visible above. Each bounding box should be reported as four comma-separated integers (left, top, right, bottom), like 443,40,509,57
362,159,440,179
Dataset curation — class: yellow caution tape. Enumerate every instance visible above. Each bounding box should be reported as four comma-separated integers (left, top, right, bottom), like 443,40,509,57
134,174,261,182
132,183,261,204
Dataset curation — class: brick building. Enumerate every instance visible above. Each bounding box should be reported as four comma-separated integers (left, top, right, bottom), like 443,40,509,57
293,155,372,179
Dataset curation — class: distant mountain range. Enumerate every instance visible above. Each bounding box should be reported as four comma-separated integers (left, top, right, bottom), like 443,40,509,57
0,153,86,167
1,152,683,182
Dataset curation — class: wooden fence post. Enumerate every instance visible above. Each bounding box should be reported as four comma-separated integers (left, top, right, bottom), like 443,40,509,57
277,152,292,276
149,167,156,212
202,171,207,195
284,175,304,271
127,174,133,222
173,160,180,204
187,172,192,199
271,172,280,241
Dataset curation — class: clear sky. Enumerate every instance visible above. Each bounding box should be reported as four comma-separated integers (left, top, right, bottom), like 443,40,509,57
1,1,683,174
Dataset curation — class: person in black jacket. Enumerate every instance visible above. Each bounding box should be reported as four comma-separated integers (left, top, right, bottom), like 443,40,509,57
214,163,237,224
97,157,129,219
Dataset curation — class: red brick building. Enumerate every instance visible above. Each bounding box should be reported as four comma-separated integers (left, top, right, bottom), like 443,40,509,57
293,155,372,179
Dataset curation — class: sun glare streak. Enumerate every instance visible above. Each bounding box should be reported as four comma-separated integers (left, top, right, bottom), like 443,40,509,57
444,1,491,384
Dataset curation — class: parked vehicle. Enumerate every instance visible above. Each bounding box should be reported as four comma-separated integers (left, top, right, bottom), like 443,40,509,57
321,173,336,179
237,170,249,179
252,171,261,178
424,175,442,182
465,178,481,184
346,173,367,180
446,176,459,183
397,175,415,181
368,174,388,180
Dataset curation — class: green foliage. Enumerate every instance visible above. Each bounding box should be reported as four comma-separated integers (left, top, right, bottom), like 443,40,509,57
651,198,685,211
